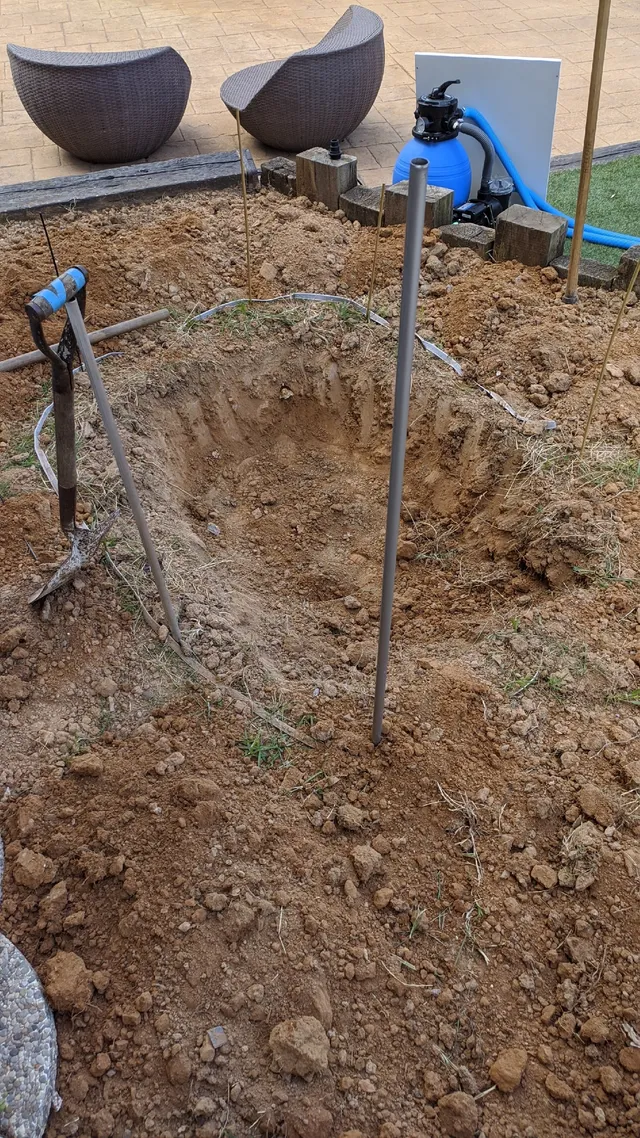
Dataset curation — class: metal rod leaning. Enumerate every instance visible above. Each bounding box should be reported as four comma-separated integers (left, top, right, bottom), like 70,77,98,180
236,109,253,301
64,297,184,648
372,157,428,746
0,309,170,373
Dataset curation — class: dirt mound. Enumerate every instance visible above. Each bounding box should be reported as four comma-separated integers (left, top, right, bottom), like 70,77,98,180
1,188,640,1138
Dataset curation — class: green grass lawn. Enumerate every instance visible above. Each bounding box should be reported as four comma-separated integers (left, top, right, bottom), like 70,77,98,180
546,154,640,265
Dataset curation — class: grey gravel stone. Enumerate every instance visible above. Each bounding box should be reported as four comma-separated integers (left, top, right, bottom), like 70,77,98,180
0,834,61,1136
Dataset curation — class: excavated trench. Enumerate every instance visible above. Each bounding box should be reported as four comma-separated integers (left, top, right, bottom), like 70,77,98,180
96,312,611,699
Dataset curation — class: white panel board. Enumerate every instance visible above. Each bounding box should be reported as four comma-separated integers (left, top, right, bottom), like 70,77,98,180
414,54,561,200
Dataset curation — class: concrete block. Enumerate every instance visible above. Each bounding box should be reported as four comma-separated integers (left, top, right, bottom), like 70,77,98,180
616,244,640,290
339,185,382,226
261,157,296,196
551,255,617,290
296,147,357,211
494,204,567,266
384,181,453,230
439,222,495,259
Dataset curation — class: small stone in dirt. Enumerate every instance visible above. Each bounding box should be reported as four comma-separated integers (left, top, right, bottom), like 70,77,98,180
259,260,278,281
343,595,361,610
344,878,358,903
13,847,56,889
351,844,383,883
310,719,334,742
624,360,640,384
92,970,110,993
283,1104,334,1138
0,676,30,701
92,1108,115,1138
336,803,364,830
623,846,640,879
280,766,304,791
545,1072,574,1101
0,625,27,654
530,863,557,889
581,729,607,752
599,1066,623,1094
543,371,572,394
91,1052,111,1076
222,901,255,941
489,1046,528,1092
298,977,333,1029
207,1025,229,1049
204,891,228,912
42,950,94,1013
69,754,104,777
269,1015,330,1077
396,539,418,560
199,1037,216,1062
95,677,117,697
580,1016,609,1044
193,1097,216,1117
577,784,614,827
372,886,394,909
39,879,68,918
166,1051,192,1085
437,1091,478,1138
619,1047,640,1072
423,1068,446,1102
136,990,153,1013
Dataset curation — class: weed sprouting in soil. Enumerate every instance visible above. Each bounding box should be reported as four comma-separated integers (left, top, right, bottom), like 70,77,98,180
408,905,427,938
607,688,640,706
239,725,291,769
2,432,36,469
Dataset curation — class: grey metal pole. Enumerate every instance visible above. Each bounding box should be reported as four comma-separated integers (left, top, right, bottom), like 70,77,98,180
372,156,428,745
65,297,184,648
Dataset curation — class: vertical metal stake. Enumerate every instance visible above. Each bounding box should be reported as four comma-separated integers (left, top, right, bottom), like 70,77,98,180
372,157,428,745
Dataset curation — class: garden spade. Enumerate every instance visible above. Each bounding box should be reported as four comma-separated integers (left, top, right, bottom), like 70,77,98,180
25,266,117,603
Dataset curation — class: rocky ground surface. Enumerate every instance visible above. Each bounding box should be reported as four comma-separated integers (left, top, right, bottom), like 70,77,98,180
0,188,639,1138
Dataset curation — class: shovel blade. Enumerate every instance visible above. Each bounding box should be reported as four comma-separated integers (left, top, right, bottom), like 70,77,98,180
29,512,118,604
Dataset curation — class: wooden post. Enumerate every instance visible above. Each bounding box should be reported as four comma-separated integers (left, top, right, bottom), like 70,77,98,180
564,0,612,303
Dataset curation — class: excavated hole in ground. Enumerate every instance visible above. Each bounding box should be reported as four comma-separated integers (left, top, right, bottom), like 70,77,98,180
108,316,559,702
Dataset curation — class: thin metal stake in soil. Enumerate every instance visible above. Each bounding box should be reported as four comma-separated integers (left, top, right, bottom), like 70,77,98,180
580,258,640,456
64,297,184,647
236,110,253,301
372,157,428,746
366,183,386,322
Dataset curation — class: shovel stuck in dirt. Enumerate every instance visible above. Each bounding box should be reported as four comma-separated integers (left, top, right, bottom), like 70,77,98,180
25,265,183,645
25,266,117,603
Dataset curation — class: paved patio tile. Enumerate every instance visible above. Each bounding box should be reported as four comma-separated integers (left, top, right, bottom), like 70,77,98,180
0,0,638,190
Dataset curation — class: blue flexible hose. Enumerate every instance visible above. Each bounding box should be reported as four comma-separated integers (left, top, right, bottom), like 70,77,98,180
463,106,639,250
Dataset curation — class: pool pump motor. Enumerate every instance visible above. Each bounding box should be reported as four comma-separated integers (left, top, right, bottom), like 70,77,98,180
392,79,514,220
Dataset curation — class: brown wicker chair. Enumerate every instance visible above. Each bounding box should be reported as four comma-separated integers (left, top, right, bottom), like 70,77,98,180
220,5,384,152
7,44,191,164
